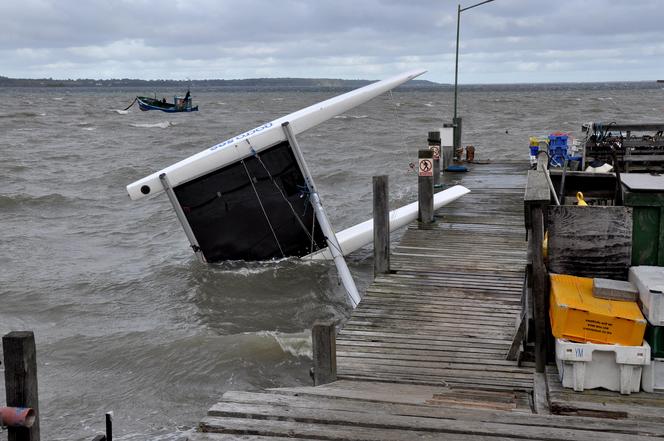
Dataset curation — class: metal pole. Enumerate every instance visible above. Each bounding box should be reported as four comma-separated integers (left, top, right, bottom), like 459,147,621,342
159,173,206,263
452,0,495,121
453,3,461,121
282,122,361,308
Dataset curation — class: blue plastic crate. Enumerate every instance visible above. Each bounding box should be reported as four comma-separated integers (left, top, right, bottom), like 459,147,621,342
549,133,569,148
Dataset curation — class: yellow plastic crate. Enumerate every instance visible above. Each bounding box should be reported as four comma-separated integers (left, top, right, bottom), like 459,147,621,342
550,274,646,346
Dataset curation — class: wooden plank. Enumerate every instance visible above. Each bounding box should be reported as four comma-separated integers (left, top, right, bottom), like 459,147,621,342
228,388,664,434
547,206,633,280
188,434,316,441
202,402,654,441
200,416,523,441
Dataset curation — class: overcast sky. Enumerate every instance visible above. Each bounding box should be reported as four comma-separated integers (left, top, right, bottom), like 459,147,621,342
2,0,663,83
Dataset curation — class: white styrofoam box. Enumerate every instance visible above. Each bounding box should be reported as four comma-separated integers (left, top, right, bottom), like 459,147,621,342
629,266,664,326
555,338,650,395
642,358,664,393
439,127,454,147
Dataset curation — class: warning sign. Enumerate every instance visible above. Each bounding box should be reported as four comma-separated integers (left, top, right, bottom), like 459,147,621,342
429,144,440,160
419,158,433,177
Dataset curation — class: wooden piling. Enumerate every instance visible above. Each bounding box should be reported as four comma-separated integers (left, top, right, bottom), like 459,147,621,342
453,116,462,158
3,331,40,441
428,131,441,187
442,123,454,171
105,412,113,441
524,154,552,372
311,321,336,386
417,149,434,223
373,175,390,276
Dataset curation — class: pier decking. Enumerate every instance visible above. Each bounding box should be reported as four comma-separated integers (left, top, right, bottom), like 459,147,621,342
189,162,664,440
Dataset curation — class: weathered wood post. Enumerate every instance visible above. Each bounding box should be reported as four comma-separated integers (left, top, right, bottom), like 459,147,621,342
311,321,336,386
3,331,40,441
441,124,454,171
418,149,434,223
427,131,441,187
524,153,552,373
453,116,462,160
105,412,113,441
373,175,390,276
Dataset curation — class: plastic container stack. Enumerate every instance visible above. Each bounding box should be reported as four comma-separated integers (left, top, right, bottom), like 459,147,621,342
629,266,664,392
529,137,540,166
548,132,569,166
550,273,650,394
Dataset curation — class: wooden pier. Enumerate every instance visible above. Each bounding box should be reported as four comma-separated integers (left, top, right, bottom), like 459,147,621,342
189,161,664,440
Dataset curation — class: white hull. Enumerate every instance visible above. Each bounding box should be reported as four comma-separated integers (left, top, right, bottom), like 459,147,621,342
305,185,470,260
126,69,427,200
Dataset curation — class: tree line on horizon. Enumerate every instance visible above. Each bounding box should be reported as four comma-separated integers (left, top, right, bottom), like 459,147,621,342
0,75,659,91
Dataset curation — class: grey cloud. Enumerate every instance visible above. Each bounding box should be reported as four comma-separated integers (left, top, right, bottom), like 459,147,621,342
1,0,663,82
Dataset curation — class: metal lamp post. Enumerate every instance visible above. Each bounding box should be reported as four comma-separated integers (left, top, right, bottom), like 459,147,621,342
452,0,495,151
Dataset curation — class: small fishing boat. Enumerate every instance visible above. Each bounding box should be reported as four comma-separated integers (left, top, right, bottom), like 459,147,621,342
125,91,199,113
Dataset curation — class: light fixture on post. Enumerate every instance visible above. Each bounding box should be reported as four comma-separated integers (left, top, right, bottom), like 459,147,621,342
452,0,495,154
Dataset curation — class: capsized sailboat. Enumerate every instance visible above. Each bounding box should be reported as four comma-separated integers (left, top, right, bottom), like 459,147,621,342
126,70,469,264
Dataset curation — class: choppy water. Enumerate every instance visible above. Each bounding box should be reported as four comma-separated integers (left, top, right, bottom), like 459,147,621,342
1,82,663,440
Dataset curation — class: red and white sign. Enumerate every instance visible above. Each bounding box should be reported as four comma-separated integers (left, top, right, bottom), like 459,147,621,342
418,158,433,177
429,144,440,160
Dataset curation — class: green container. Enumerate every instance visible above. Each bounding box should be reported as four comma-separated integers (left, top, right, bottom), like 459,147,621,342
645,325,664,359
621,175,664,266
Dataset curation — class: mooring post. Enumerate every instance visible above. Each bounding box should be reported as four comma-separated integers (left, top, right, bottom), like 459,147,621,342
3,331,40,441
442,123,454,171
418,149,434,223
105,412,113,441
428,131,441,187
311,321,336,386
453,116,463,160
373,175,390,276
524,155,552,372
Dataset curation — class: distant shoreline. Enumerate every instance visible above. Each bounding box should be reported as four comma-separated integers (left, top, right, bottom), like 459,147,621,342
0,76,661,92
0,76,440,89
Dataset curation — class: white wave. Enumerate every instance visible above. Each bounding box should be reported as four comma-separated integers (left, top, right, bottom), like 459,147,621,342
52,97,64,101
254,330,312,358
130,121,173,129
424,102,434,107
113,109,130,115
333,114,368,120
82,127,96,131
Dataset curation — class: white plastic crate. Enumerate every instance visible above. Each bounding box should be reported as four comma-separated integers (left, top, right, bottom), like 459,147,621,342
629,266,664,326
555,338,650,395
642,358,664,393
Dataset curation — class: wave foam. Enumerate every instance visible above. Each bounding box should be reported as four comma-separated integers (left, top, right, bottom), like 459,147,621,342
254,330,312,358
130,121,173,129
334,114,368,120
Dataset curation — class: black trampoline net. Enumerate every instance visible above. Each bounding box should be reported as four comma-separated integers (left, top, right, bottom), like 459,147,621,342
173,140,327,262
